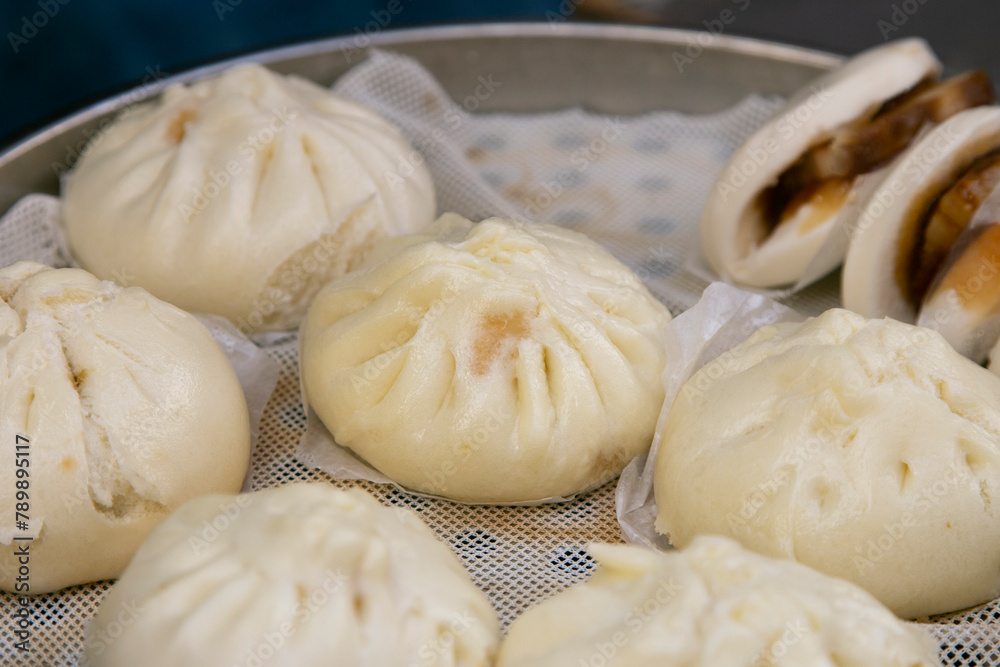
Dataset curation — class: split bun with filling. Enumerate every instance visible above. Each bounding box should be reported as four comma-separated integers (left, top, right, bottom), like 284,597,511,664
702,38,991,288
844,105,1000,361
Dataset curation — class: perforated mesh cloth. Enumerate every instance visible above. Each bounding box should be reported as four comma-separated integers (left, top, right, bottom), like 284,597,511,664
0,50,995,665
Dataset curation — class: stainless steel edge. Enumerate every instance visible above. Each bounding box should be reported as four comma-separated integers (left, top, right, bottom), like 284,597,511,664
0,22,842,213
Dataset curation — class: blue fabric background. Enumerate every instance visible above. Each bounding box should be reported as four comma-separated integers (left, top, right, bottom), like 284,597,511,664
0,0,559,149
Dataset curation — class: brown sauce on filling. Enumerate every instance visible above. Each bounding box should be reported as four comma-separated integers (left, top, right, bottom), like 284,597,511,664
929,224,1000,315
904,150,1000,306
758,70,994,237
777,178,853,234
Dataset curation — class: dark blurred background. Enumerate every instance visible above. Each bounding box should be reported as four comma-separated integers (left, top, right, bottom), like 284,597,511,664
2,0,997,151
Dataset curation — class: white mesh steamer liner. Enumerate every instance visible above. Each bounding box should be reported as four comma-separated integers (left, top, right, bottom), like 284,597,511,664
0,49,991,665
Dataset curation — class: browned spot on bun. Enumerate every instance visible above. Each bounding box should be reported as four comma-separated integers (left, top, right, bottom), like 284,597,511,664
590,446,627,481
165,109,196,144
70,366,88,389
471,311,529,375
60,457,75,472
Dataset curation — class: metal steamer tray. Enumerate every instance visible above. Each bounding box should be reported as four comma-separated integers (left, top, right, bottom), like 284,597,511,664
0,23,838,207
0,22,993,667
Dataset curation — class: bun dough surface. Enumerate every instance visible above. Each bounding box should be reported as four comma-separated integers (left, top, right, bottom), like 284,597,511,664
990,338,1000,376
302,214,672,503
655,308,1000,618
497,536,939,666
85,483,500,667
0,262,250,593
62,64,436,332
701,38,940,287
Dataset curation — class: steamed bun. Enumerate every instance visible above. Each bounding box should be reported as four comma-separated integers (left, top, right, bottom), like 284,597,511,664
655,308,1000,618
301,214,672,503
0,262,250,593
497,536,939,666
85,483,500,667
62,63,436,332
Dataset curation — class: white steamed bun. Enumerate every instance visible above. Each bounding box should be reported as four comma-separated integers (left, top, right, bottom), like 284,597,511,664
700,38,940,287
301,214,672,503
0,261,250,593
497,536,939,666
85,483,500,667
62,63,436,332
655,308,1000,618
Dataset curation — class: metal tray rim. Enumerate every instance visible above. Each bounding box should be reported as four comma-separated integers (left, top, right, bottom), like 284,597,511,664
0,21,843,172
